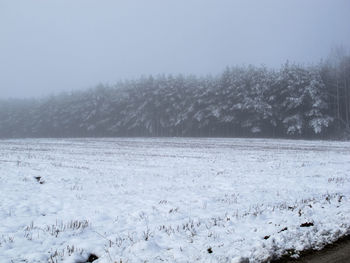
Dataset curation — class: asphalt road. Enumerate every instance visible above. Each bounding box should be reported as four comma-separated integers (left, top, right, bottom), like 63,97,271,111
276,236,350,263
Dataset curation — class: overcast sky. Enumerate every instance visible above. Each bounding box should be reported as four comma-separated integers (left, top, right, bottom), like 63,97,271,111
1,0,350,99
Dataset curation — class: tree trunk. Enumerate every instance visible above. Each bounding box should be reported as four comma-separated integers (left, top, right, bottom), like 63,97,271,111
336,78,341,123
345,78,350,129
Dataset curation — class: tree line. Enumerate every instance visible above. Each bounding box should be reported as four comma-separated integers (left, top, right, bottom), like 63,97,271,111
0,53,349,139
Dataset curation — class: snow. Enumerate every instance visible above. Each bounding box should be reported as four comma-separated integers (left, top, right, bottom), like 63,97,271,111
0,138,349,263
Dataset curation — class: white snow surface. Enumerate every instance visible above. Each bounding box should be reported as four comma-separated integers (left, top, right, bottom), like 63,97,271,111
0,138,349,263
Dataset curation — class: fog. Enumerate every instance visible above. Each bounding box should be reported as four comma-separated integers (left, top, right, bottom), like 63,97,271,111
1,0,349,99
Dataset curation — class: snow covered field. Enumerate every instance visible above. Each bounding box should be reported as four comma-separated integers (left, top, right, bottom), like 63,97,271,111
0,138,349,263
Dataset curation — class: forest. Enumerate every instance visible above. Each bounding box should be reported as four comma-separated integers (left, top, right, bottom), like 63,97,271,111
0,53,349,139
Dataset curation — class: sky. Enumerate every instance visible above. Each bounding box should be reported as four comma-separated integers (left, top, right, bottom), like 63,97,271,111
0,0,350,99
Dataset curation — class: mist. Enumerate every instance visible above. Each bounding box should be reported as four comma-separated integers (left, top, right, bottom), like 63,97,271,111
0,0,349,99
2,2,350,262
